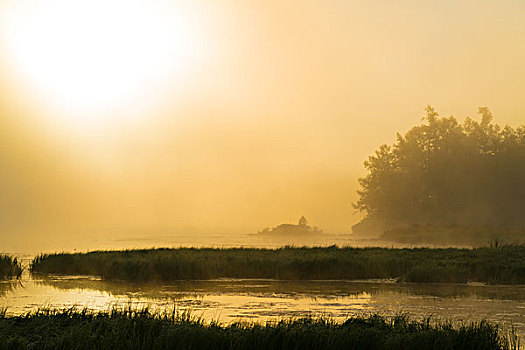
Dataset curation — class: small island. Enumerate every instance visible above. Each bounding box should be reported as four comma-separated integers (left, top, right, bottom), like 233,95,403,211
258,216,323,235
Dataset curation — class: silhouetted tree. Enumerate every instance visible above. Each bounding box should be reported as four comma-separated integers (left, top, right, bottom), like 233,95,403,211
353,106,525,235
298,216,308,226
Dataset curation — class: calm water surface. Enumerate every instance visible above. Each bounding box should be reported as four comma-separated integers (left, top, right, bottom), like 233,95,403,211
2,235,523,341
1,271,524,339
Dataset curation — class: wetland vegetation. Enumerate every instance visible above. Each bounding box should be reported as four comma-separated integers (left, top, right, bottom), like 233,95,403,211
0,254,22,279
0,308,516,350
381,225,525,246
30,245,525,284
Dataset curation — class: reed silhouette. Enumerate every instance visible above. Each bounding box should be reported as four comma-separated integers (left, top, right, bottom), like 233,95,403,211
0,254,22,279
0,308,515,350
30,245,525,284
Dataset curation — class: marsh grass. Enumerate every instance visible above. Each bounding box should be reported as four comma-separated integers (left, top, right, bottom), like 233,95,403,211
29,245,525,284
0,308,516,350
381,225,525,246
0,254,22,279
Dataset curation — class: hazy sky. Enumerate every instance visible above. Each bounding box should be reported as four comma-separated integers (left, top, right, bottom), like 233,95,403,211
1,0,524,249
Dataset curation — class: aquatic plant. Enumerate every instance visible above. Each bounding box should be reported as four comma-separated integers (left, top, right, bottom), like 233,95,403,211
0,254,22,279
30,245,525,284
0,308,515,350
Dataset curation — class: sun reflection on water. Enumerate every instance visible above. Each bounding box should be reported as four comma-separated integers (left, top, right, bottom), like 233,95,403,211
1,272,525,342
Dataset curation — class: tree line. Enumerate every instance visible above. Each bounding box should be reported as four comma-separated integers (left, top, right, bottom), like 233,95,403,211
353,106,525,235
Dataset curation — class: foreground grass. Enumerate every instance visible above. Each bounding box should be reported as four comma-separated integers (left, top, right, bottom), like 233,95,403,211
0,254,22,279
0,309,516,350
30,245,525,284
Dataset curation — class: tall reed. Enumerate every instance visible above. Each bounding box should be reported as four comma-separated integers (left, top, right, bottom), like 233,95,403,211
30,245,525,284
0,254,22,279
0,308,516,350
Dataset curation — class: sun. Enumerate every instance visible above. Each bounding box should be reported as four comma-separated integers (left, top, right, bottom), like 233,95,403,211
0,0,201,126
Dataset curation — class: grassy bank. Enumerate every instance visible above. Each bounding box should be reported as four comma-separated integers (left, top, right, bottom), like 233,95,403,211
0,254,22,279
0,309,516,350
381,225,525,246
30,245,525,284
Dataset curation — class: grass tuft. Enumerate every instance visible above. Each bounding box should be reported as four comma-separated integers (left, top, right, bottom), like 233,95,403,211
0,254,22,279
0,308,516,350
29,245,525,284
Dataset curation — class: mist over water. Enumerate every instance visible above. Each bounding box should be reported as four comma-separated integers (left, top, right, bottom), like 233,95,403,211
1,2,525,347
2,0,525,249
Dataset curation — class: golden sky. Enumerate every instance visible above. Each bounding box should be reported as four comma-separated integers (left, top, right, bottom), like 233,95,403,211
1,0,524,248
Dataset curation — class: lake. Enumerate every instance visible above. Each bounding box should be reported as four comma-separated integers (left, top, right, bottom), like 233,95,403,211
2,235,523,342
2,270,524,340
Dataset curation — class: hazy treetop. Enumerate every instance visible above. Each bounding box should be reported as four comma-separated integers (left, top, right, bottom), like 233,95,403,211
354,106,525,235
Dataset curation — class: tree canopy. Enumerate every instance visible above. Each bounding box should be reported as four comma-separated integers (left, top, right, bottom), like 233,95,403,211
353,106,525,235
